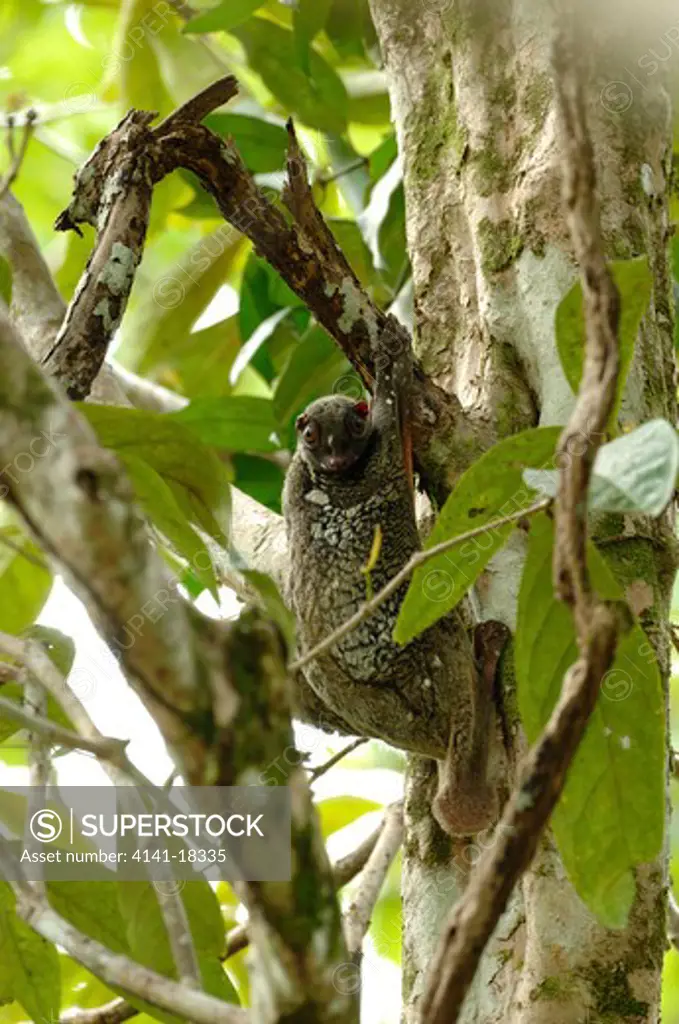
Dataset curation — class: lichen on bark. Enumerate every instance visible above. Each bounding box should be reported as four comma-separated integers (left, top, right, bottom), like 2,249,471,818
368,1,676,1021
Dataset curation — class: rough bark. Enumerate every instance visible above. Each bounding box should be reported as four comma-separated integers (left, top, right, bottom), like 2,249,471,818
368,0,676,1021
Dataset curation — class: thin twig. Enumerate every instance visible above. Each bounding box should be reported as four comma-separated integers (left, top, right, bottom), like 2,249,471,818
344,802,404,956
318,156,369,187
420,20,622,1022
61,1000,138,1024
0,530,49,570
309,738,368,781
290,498,550,673
0,694,127,758
25,673,49,894
0,109,37,201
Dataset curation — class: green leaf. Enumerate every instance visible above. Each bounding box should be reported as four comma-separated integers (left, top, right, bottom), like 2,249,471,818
394,427,562,644
233,454,284,514
273,325,352,429
119,453,218,598
293,0,332,74
115,0,174,117
515,514,664,928
183,0,265,33
239,253,302,353
203,113,288,173
25,625,75,676
171,397,280,453
368,134,398,185
555,257,652,425
80,405,231,543
232,19,348,134
151,316,241,401
47,880,129,954
0,255,13,306
329,219,385,295
317,795,380,837
0,514,52,636
241,569,296,650
0,625,76,745
325,0,375,58
127,231,245,377
0,881,60,1024
524,419,679,516
118,880,238,1021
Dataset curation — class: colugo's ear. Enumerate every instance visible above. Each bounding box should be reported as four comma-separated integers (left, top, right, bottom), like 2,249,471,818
353,401,370,418
296,413,309,432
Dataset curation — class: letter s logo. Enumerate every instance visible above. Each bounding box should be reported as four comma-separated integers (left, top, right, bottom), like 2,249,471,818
29,809,63,843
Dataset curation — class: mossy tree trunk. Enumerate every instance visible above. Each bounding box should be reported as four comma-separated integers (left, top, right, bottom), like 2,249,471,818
369,1,676,1020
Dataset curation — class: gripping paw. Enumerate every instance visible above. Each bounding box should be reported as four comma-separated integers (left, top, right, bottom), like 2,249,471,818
372,313,412,392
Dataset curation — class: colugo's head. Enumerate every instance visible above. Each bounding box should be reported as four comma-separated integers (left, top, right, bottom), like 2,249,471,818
295,395,372,475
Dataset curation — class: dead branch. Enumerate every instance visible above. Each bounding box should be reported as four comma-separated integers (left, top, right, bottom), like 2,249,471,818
419,20,622,1023
46,75,484,490
344,801,403,956
0,109,36,201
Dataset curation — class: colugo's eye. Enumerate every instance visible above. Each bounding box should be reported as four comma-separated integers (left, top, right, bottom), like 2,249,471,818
302,421,320,447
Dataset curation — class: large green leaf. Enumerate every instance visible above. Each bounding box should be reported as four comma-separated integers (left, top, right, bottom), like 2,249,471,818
80,405,231,543
555,257,652,426
394,427,561,644
128,231,245,377
171,397,280,453
317,795,380,837
119,453,218,598
524,419,679,516
118,879,238,1021
293,0,333,73
203,113,288,173
233,454,284,514
47,880,129,954
148,316,241,401
0,626,76,745
114,0,174,117
515,514,664,928
0,514,52,637
232,19,348,134
183,0,265,33
0,881,60,1024
273,325,352,430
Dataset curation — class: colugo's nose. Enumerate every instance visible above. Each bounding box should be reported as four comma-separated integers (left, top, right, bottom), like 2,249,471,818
325,453,352,471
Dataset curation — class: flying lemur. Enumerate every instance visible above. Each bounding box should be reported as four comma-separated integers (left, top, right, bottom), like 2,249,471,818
283,315,498,836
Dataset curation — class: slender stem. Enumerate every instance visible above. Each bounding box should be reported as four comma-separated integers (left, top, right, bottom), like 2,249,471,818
318,157,369,186
0,694,127,758
309,738,367,781
344,802,404,956
0,109,36,200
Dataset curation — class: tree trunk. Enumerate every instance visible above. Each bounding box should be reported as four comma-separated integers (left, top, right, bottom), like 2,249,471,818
368,1,676,1020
